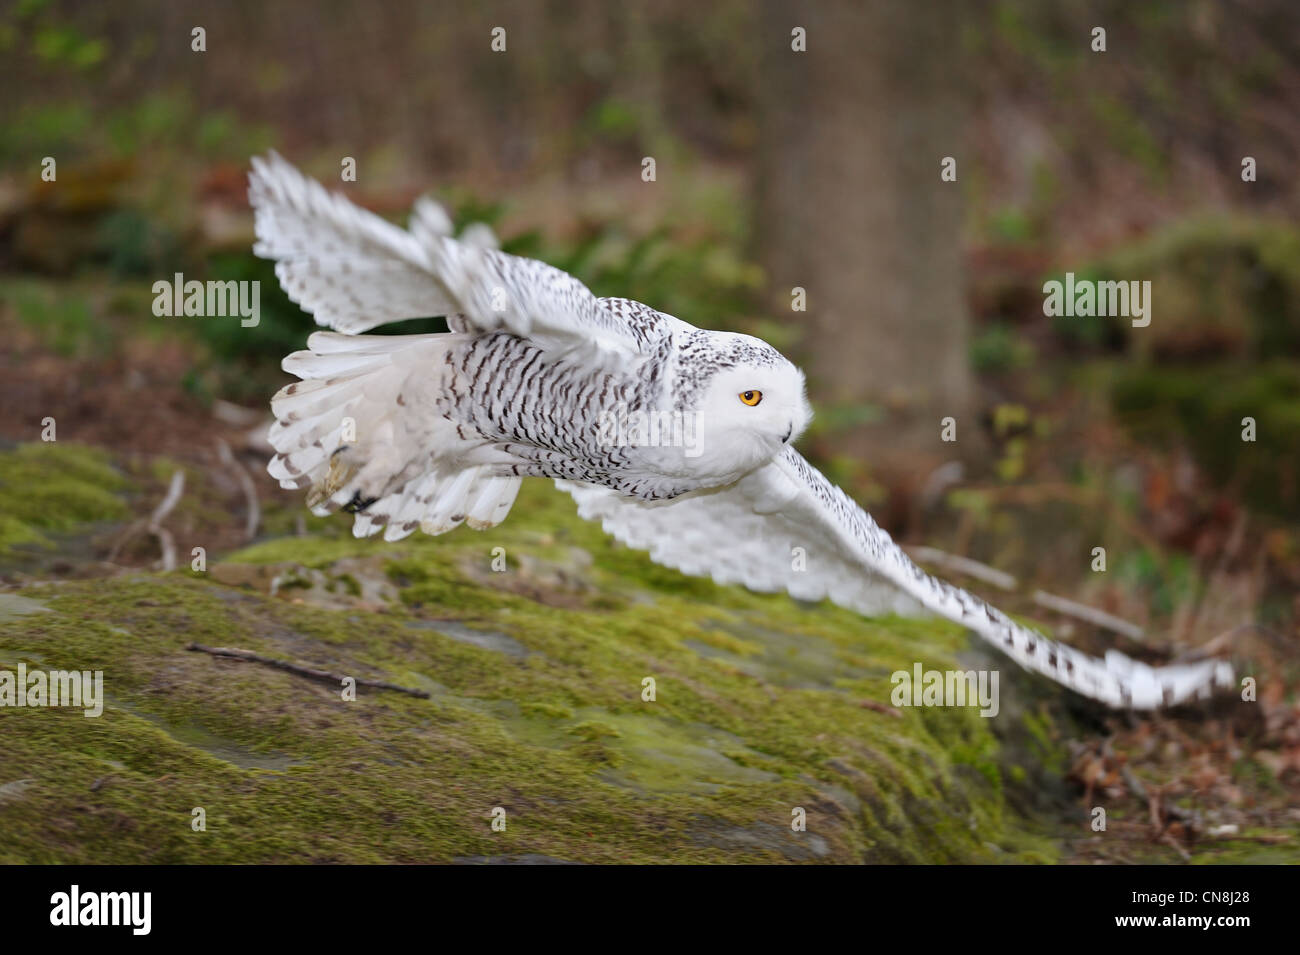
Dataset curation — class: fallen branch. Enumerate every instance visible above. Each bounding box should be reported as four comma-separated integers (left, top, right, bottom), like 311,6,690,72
1031,589,1145,642
148,470,185,572
185,643,430,699
1120,763,1202,829
107,469,185,571
858,698,903,718
216,438,261,541
150,470,185,526
909,545,1148,641
1159,829,1192,862
151,525,177,573
1199,621,1285,657
907,546,1017,591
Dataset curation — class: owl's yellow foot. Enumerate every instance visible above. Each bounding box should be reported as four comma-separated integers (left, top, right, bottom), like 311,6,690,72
307,447,359,510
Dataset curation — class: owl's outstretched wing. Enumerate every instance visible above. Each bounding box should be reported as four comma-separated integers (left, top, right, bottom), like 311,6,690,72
559,447,1235,709
248,151,653,369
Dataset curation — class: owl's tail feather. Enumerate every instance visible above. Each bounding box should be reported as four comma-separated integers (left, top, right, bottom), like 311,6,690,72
267,330,521,541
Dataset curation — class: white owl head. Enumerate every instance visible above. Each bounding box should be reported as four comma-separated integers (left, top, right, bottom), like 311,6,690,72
668,331,812,481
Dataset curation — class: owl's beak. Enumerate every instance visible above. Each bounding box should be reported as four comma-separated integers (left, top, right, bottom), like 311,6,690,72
781,423,793,444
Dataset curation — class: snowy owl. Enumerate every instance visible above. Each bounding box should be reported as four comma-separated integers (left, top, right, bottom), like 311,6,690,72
248,152,1233,710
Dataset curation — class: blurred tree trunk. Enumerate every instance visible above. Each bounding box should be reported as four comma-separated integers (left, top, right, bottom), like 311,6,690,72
757,0,975,492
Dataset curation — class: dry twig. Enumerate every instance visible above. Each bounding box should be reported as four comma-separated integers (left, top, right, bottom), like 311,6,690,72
108,469,185,571
185,642,430,699
216,438,261,541
1031,589,1145,642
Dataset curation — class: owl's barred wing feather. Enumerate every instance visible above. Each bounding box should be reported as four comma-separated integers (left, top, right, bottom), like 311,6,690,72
249,152,652,368
560,447,1234,709
249,152,457,333
559,466,925,618
421,227,652,369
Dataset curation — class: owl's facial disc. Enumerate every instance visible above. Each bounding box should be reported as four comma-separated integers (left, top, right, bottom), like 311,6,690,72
685,352,811,478
720,365,809,441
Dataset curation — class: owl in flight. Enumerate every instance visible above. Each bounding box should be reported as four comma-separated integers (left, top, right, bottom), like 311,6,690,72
249,152,1232,710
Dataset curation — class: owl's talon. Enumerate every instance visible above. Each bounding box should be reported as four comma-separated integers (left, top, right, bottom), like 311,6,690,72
306,447,359,510
342,491,378,514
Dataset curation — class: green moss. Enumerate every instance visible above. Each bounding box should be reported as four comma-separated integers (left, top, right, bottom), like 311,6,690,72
0,480,1067,863
1020,705,1067,778
519,701,573,720
0,442,129,558
567,720,623,741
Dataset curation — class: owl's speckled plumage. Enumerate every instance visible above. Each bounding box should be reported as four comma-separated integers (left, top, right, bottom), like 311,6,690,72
250,152,1234,710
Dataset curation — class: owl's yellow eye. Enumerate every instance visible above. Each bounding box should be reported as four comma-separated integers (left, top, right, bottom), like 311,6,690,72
739,390,762,406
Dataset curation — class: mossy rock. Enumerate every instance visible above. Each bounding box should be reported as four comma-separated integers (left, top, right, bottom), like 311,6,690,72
0,442,130,562
0,443,1060,863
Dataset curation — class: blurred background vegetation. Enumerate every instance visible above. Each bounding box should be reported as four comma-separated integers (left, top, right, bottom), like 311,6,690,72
2,0,1298,659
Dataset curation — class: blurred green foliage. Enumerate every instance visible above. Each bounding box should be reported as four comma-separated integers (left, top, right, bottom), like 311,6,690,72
1093,216,1300,359
31,24,106,70
5,280,108,357
1111,363,1300,518
1,90,273,166
95,208,183,278
971,321,1036,374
